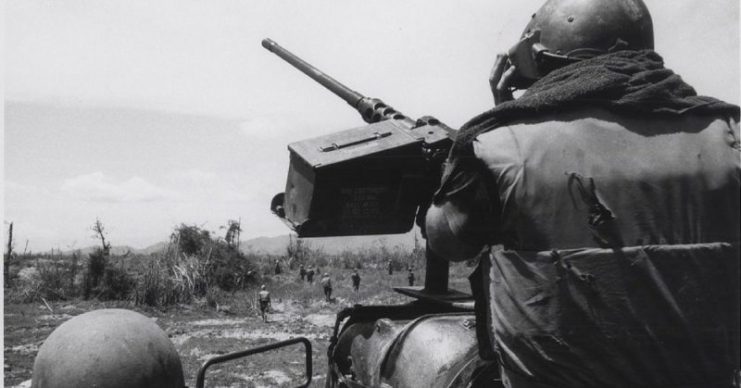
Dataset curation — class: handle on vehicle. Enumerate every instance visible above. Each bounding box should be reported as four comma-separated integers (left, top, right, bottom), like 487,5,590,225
195,337,313,388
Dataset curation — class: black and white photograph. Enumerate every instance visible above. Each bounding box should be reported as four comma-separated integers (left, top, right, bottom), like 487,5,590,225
3,1,739,387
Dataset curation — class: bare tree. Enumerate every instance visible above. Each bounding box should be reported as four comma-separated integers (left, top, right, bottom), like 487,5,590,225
91,218,111,254
4,222,14,287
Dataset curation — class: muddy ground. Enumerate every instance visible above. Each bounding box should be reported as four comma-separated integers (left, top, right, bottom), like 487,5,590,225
3,297,357,387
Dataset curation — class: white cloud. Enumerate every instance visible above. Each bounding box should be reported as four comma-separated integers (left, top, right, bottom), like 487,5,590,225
167,169,250,202
61,172,174,203
5,180,52,199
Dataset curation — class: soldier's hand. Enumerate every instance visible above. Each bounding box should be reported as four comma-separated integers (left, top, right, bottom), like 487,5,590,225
489,54,516,106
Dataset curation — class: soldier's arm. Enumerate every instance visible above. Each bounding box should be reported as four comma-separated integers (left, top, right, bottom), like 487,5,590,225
426,200,487,262
426,153,498,262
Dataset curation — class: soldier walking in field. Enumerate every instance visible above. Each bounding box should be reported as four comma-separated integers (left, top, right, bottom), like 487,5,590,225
320,273,333,301
407,268,415,287
386,259,393,275
299,264,306,281
351,270,361,292
258,285,271,323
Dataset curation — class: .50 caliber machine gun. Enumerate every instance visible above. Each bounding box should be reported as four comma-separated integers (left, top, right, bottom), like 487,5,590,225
264,38,468,302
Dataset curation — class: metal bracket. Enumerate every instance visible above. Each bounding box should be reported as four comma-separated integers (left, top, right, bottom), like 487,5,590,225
195,337,313,388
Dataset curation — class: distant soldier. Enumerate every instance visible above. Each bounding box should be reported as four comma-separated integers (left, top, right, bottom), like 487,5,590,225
258,285,271,323
407,269,415,287
386,259,393,275
320,273,333,301
306,267,315,284
299,264,306,281
274,260,282,275
351,270,361,292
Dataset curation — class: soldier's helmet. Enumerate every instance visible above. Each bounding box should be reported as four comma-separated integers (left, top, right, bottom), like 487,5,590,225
261,284,266,290
32,309,184,388
508,0,654,88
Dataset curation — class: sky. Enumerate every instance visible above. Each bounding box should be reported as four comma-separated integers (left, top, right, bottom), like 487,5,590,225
3,0,739,252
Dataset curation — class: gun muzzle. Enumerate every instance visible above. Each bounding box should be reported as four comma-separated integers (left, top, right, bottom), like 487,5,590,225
261,38,364,107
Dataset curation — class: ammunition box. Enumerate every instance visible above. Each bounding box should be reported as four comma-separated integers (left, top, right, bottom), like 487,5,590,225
282,119,448,237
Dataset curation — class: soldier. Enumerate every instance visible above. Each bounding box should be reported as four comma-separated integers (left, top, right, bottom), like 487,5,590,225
350,270,361,292
274,260,282,275
320,273,332,301
407,268,415,287
386,259,393,275
306,267,315,284
258,285,271,323
425,0,740,386
299,264,306,281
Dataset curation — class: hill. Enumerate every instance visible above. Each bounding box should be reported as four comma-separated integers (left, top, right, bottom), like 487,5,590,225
240,230,422,256
61,245,139,257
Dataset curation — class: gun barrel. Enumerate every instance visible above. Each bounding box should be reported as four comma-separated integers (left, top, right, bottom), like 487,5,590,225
262,38,365,108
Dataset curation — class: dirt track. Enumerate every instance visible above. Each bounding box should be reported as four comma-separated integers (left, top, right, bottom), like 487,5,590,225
4,300,339,388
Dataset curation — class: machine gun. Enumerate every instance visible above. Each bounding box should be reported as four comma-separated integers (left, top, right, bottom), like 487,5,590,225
263,38,455,237
264,38,468,302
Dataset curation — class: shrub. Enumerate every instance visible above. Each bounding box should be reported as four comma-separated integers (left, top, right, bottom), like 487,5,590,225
82,249,135,301
134,256,196,307
207,243,255,292
171,224,257,292
83,248,108,299
205,287,226,309
11,267,42,303
37,261,72,300
171,254,209,299
171,224,211,256
98,266,135,300
135,260,175,307
9,255,82,303
133,223,258,307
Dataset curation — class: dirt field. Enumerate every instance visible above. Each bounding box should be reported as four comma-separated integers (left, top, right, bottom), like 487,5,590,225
4,297,360,387
4,267,473,387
